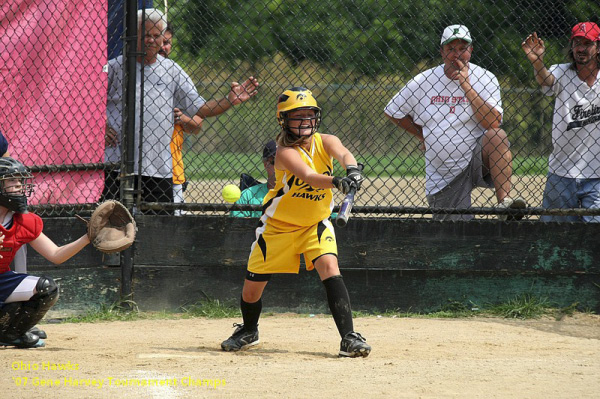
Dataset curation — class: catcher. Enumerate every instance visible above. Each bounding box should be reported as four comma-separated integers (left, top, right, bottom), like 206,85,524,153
0,158,135,348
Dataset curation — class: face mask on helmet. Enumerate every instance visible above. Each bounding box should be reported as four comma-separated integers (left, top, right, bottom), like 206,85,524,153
277,87,322,142
0,158,35,213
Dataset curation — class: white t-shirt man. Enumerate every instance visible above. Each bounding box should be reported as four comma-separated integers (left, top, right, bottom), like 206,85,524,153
105,55,206,179
543,63,600,178
385,63,503,195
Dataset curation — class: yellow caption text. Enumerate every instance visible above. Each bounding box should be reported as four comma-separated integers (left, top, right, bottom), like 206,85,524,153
12,377,226,389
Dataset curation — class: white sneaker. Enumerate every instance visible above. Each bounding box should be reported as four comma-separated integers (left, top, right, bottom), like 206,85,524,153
497,197,527,221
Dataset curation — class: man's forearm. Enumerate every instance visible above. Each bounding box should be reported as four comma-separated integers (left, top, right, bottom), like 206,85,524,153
462,84,502,129
386,114,424,141
197,98,232,118
531,59,554,87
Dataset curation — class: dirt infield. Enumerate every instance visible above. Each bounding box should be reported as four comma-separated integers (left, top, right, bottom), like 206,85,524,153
2,314,599,398
187,175,546,219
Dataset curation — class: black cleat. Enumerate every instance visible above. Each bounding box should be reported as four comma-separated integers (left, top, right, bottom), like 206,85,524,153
339,331,371,358
0,332,45,348
28,326,47,339
221,323,259,352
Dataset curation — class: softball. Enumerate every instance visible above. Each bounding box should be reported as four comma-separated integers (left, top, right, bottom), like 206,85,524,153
222,184,241,203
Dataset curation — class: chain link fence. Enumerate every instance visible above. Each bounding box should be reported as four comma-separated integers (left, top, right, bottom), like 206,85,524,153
2,0,599,221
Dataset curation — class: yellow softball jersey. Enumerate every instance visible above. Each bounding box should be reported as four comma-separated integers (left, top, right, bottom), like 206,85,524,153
262,133,334,227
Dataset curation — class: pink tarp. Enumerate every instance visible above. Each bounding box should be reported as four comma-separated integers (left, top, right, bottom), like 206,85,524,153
0,0,107,204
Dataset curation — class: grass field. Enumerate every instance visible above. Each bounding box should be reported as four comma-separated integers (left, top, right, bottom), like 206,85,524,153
183,152,549,180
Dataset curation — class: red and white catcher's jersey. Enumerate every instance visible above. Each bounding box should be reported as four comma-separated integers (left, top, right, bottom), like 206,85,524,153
0,213,43,274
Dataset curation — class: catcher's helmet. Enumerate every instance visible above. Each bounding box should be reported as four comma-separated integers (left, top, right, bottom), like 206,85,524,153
0,157,34,213
276,87,321,141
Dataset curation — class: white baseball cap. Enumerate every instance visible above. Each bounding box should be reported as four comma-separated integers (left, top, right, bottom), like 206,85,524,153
441,25,472,45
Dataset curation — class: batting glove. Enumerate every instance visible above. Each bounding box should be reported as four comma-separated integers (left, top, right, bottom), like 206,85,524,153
346,165,364,191
332,176,357,194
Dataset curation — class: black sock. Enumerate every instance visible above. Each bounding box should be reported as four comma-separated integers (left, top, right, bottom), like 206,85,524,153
322,275,354,338
240,297,262,332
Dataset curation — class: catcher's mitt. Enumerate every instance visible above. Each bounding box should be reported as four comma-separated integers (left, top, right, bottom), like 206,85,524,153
88,200,136,254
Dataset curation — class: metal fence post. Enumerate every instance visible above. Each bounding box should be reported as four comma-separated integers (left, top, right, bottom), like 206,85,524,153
119,0,140,306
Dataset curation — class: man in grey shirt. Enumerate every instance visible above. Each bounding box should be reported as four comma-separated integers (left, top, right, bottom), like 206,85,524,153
104,8,259,214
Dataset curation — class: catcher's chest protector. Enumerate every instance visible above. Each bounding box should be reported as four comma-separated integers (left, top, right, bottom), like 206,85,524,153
0,213,43,273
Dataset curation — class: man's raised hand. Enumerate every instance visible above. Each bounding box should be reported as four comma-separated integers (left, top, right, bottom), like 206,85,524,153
228,76,259,106
521,32,546,64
